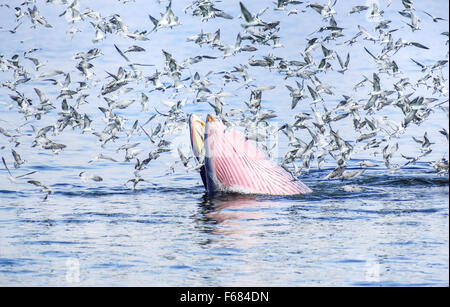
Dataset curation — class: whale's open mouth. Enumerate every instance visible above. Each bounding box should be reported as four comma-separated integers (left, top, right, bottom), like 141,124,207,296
189,114,312,196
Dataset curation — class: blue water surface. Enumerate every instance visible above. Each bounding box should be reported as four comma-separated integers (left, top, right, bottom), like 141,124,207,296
0,0,448,286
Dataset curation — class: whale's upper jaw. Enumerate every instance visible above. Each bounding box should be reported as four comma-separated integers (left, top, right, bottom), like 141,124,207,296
189,114,208,190
189,114,206,164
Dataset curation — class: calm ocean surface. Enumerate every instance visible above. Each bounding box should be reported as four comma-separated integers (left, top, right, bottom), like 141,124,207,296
0,0,448,286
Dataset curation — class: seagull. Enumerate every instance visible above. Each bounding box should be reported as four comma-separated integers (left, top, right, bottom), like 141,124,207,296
422,10,447,22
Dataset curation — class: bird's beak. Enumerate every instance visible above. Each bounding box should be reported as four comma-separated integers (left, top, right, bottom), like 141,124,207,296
189,114,205,163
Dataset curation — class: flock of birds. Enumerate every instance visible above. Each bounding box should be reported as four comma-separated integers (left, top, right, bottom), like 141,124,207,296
0,0,448,199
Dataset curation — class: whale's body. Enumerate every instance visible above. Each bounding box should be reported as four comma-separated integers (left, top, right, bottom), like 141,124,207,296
189,114,312,196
